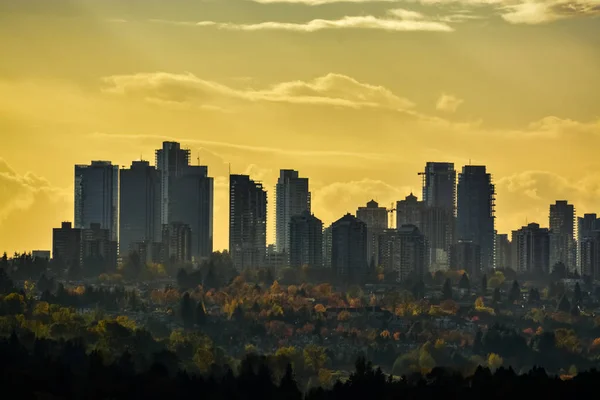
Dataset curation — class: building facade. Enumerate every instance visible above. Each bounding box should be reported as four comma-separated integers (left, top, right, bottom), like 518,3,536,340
289,211,323,269
171,166,214,262
119,160,161,256
322,226,332,269
74,161,119,242
229,174,268,271
81,223,118,272
549,200,576,271
396,193,424,229
162,222,192,264
578,213,600,276
511,223,550,275
155,141,191,225
52,222,82,272
495,233,512,270
422,162,456,214
275,170,311,259
331,214,368,281
456,165,495,271
356,200,388,268
378,225,427,282
449,240,481,278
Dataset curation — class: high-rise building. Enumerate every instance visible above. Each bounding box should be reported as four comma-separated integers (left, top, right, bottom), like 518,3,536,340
289,211,323,269
495,233,512,269
457,165,495,270
511,223,550,275
82,223,118,272
578,213,600,275
275,170,311,259
331,214,368,281
171,166,214,261
52,222,82,272
156,142,191,225
74,161,119,242
119,161,161,255
378,225,427,282
356,200,388,268
396,193,424,229
450,240,481,278
422,162,456,214
322,225,332,269
162,222,192,264
229,174,267,271
420,206,453,271
549,200,576,270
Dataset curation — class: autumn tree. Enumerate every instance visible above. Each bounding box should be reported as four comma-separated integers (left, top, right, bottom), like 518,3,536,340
303,344,328,374
487,353,503,371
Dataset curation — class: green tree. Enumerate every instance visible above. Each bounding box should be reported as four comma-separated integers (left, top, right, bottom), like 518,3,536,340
508,280,520,303
492,287,501,303
557,294,571,313
303,344,328,374
573,282,583,305
180,293,195,329
481,274,488,295
442,278,453,300
459,273,470,292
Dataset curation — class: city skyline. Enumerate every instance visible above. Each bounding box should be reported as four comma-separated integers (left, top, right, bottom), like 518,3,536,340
2,1,600,254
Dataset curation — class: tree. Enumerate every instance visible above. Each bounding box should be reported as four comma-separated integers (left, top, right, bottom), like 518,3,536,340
557,294,571,313
487,353,503,371
508,280,520,303
442,278,453,300
196,301,207,325
551,262,567,281
459,273,470,292
492,288,501,303
573,282,583,305
481,274,488,295
303,345,328,374
528,288,540,303
180,293,195,328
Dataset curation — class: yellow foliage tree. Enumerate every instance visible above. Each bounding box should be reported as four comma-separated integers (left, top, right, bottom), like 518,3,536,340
488,353,503,371
193,347,214,373
314,304,326,314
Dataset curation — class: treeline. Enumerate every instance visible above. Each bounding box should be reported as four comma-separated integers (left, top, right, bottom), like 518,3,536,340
1,332,599,400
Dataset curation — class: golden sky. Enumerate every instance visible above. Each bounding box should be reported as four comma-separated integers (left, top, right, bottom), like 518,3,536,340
1,0,599,253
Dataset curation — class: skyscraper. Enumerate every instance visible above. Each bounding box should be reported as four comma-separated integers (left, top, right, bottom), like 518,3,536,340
289,211,323,269
162,222,192,264
378,225,427,282
495,233,512,269
356,200,388,268
229,174,267,271
81,223,118,272
119,160,161,255
422,162,456,214
155,141,191,225
52,222,82,272
549,200,576,270
420,206,453,271
457,165,495,270
74,161,119,242
331,214,368,281
171,166,214,261
578,213,600,275
275,170,311,258
512,223,550,275
322,225,332,269
450,240,481,278
396,193,424,229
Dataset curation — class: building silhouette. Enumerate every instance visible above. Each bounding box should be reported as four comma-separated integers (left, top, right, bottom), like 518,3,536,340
549,200,576,271
171,166,214,262
82,223,117,272
457,165,495,271
450,240,481,278
74,161,119,242
229,174,267,271
420,206,453,271
422,162,456,214
289,211,323,269
378,225,427,282
322,225,332,269
578,213,600,276
511,223,550,275
52,222,82,272
156,142,191,225
162,222,192,264
495,233,512,269
331,214,367,281
396,193,424,229
275,170,310,261
119,160,161,256
356,200,388,268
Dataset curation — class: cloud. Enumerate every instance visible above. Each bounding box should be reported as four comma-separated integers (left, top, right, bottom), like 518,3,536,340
436,93,464,112
103,71,415,111
501,0,600,24
151,15,454,32
0,158,71,252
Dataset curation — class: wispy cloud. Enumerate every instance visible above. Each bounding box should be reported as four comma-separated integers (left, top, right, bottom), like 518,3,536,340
102,71,416,111
501,0,600,24
89,132,392,161
150,15,453,32
436,93,464,112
